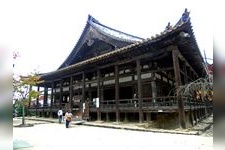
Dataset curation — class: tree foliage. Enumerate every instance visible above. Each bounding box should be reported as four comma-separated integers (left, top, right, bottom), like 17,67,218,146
13,72,41,106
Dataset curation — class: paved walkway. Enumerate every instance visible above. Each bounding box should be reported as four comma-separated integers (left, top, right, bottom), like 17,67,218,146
17,114,213,136
13,118,213,150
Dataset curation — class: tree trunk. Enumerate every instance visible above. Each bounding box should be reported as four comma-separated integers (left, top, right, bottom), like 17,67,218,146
22,105,25,125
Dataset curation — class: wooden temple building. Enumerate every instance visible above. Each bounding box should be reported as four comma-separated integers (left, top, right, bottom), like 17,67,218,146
30,10,212,129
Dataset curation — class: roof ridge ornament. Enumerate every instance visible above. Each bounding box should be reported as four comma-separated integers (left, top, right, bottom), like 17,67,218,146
175,8,190,27
181,8,190,23
88,14,100,24
165,22,173,31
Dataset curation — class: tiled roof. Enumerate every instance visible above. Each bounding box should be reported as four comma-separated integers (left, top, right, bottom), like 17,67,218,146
41,21,188,79
41,10,206,79
58,15,143,69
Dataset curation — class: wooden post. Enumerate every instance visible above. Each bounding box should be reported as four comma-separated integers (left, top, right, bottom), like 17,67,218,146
172,48,186,129
82,73,85,108
151,73,157,106
36,86,40,116
124,112,128,122
50,82,54,118
183,61,188,83
136,59,143,123
115,65,120,122
60,80,63,109
69,76,73,111
106,112,109,121
97,69,101,121
43,86,48,107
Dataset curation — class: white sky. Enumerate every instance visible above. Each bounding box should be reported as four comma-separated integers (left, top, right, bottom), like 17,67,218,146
1,0,213,76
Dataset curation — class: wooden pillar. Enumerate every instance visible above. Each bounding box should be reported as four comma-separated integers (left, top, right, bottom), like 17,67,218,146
115,65,120,122
146,113,151,122
132,71,137,108
43,86,48,107
36,86,40,116
194,102,198,124
151,73,157,105
136,59,143,123
82,73,85,108
60,80,63,109
172,48,186,129
69,76,73,111
50,82,54,118
124,112,128,122
88,84,91,101
44,86,48,117
183,61,188,83
97,69,101,121
106,113,109,121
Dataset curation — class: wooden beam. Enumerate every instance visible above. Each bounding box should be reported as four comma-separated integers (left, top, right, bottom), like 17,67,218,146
98,49,166,69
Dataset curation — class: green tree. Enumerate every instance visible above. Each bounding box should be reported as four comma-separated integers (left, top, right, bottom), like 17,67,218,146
13,72,40,125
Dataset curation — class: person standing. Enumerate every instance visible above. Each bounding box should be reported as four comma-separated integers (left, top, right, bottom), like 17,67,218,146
57,109,63,124
65,110,73,128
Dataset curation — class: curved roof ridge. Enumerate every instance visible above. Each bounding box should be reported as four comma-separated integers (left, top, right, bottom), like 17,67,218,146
88,15,144,42
58,20,90,69
58,15,144,69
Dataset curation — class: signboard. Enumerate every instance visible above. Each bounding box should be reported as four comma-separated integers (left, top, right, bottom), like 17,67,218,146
93,98,99,108
96,98,99,108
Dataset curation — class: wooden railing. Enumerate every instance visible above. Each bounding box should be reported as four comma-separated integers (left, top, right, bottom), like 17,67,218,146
29,97,212,111
89,96,212,110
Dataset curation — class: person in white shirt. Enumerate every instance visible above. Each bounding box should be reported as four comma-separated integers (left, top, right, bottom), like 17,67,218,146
65,110,73,128
57,109,63,124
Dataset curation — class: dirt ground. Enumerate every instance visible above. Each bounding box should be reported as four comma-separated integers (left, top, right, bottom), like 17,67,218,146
13,118,213,150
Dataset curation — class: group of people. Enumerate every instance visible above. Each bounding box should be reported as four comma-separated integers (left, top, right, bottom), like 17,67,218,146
57,109,73,128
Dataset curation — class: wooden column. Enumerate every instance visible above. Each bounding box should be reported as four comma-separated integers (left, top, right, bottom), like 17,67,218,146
36,86,40,116
60,80,63,109
97,69,101,121
115,65,120,122
69,76,73,111
146,113,151,122
172,48,186,129
124,112,128,122
50,82,54,117
132,71,137,103
88,84,91,102
183,61,188,83
106,112,109,122
81,73,85,108
151,73,157,106
43,86,48,107
136,59,143,123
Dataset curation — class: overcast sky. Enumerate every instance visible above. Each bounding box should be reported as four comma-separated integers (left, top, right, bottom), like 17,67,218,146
1,0,213,75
